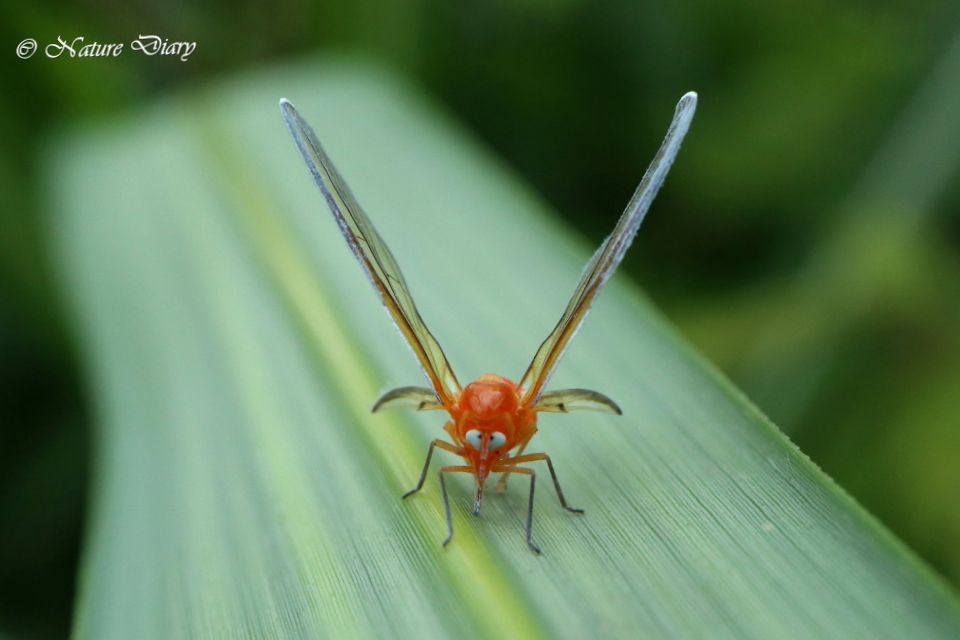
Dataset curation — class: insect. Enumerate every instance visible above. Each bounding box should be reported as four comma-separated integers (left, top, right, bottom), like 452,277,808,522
280,92,696,553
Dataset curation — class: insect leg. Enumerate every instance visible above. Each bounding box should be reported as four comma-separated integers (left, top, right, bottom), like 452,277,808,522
494,440,529,494
499,452,583,514
491,466,541,554
402,439,460,499
437,465,475,547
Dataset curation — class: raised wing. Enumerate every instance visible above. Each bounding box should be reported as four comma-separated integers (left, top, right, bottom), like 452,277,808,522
280,99,461,407
518,92,697,408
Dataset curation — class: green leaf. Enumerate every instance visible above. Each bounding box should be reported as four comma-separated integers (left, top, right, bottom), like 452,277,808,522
49,58,960,639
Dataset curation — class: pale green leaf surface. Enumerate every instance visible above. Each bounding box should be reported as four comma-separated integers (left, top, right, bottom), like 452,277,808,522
50,58,960,639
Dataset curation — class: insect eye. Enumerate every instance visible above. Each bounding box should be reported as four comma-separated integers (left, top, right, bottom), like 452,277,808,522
489,432,507,451
464,429,482,450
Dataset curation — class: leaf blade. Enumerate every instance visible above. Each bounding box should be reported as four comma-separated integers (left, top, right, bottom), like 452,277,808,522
51,58,960,639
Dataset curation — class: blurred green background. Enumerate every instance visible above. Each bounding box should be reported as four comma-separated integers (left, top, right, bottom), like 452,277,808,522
2,0,960,637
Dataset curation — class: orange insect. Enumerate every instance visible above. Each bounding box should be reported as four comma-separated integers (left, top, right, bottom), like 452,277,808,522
280,92,696,552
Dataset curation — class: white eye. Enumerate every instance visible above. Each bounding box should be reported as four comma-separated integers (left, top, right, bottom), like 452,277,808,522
489,431,507,451
465,429,482,450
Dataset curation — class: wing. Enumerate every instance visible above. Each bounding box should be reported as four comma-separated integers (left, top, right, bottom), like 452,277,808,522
280,99,461,407
371,386,445,413
518,92,697,407
534,389,622,415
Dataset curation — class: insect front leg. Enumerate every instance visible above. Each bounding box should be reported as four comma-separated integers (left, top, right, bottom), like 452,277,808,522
402,439,460,500
489,466,541,554
438,465,475,547
494,441,529,494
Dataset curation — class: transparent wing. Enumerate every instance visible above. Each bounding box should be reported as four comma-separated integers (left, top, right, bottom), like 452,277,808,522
533,389,622,415
518,92,698,407
371,387,445,413
280,99,461,407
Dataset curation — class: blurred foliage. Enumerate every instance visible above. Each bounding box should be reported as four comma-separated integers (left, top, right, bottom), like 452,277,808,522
1,0,959,637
